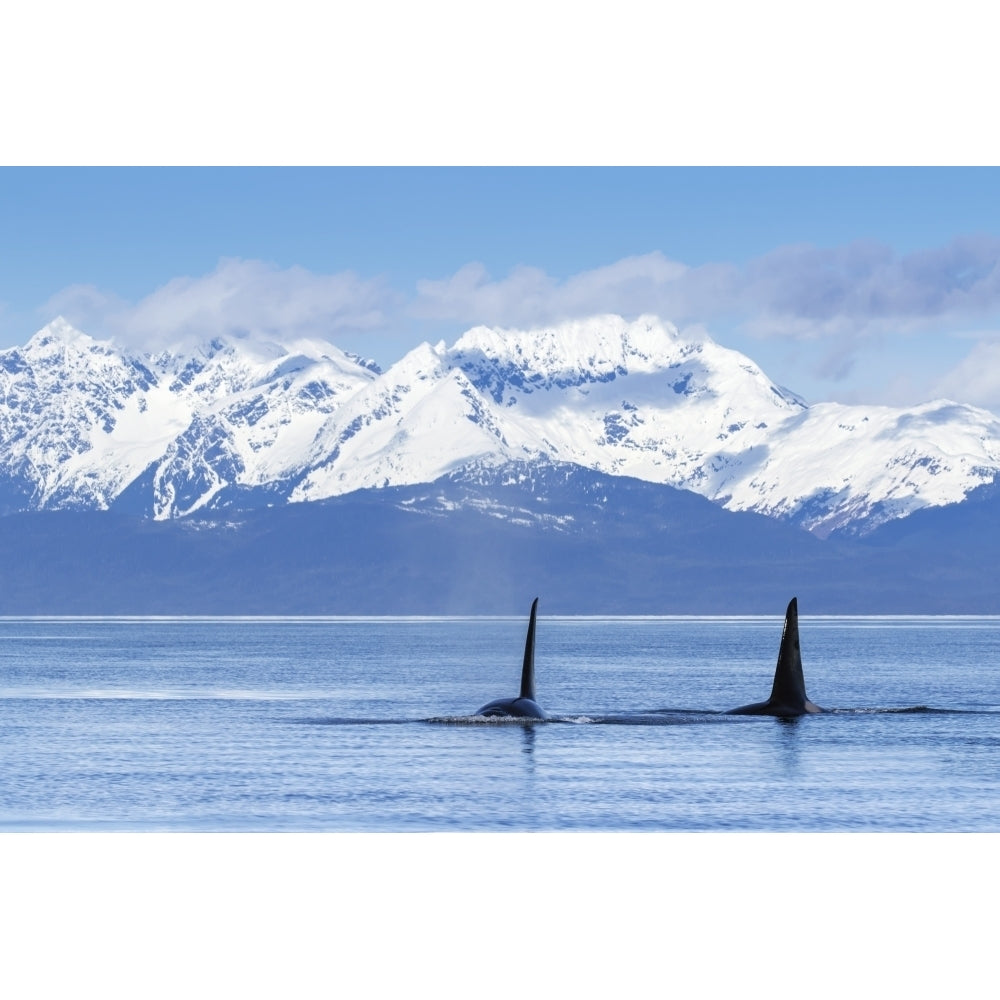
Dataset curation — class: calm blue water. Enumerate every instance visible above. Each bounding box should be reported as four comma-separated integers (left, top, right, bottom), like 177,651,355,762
1,615,998,831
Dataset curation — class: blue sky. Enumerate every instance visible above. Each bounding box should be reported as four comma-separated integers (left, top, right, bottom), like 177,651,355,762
3,167,1000,410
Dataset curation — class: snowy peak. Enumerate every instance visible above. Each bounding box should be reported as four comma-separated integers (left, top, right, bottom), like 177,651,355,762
447,315,693,400
25,316,99,352
289,343,530,501
0,320,379,517
17,317,150,388
451,314,683,369
418,316,813,513
445,315,805,421
741,397,1000,536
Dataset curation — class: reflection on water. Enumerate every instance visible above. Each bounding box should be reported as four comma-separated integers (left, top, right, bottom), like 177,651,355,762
774,715,803,777
520,724,537,771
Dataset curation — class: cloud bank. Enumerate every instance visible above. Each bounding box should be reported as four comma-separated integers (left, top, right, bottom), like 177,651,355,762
414,236,1000,340
38,237,1000,408
412,237,1000,405
45,258,398,351
933,335,1000,410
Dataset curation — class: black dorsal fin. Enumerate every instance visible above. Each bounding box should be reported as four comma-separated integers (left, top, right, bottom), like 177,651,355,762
519,598,539,701
767,597,808,709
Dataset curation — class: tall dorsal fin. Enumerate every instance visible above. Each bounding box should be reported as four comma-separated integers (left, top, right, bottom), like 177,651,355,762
767,597,808,708
519,598,539,701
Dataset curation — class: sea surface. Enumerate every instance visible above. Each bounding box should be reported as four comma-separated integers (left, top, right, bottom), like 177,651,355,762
1,614,999,831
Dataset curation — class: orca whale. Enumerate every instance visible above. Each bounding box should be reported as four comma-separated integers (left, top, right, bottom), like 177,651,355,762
727,597,823,716
476,598,547,719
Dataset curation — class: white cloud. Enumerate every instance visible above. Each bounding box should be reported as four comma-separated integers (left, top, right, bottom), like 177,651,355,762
413,238,1000,340
412,252,692,327
43,283,132,337
933,336,1000,411
738,237,1000,338
43,258,399,351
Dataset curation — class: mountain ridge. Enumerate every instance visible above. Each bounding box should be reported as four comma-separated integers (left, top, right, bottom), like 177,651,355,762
1,314,998,536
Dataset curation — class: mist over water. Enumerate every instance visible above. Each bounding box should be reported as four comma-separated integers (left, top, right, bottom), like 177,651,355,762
1,616,998,831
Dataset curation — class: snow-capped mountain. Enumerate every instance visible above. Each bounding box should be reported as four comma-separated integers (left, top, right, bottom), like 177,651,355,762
288,341,529,501
431,316,1000,536
2,314,999,535
0,317,379,518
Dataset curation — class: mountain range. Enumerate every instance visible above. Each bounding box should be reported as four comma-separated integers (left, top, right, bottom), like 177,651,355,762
1,314,997,613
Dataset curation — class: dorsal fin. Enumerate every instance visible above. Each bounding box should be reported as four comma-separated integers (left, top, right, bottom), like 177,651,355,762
767,597,808,708
519,598,539,701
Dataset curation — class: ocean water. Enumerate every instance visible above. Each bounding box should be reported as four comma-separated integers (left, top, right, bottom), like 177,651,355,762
1,614,999,831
